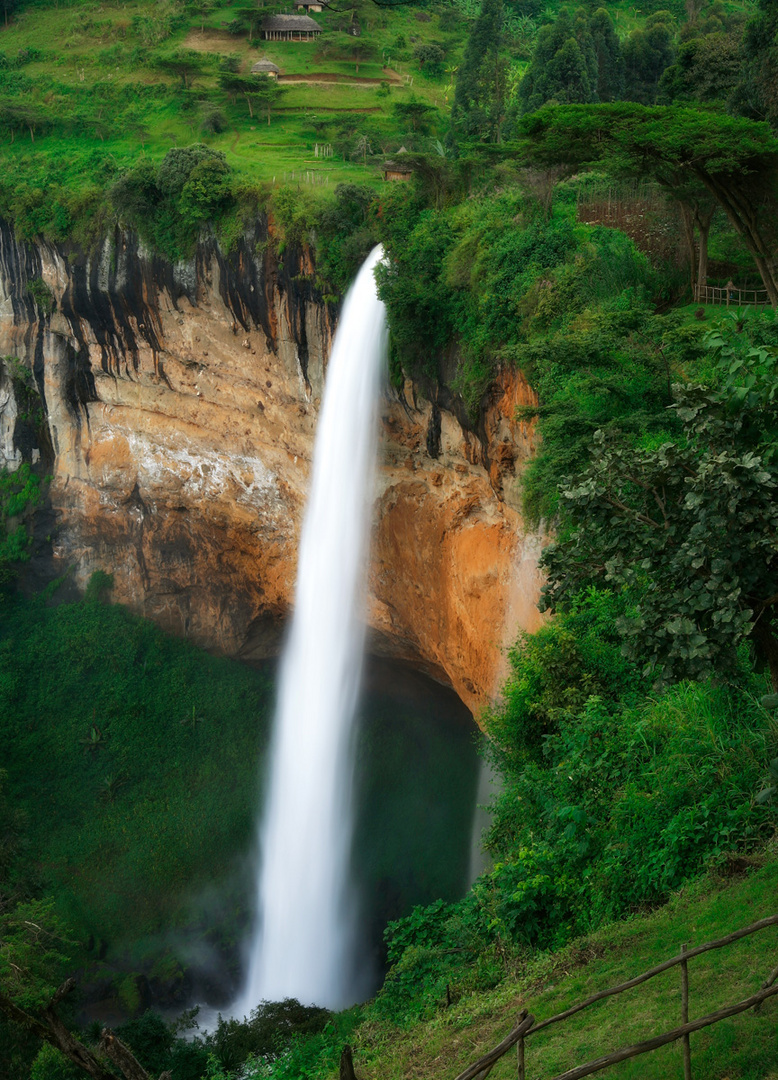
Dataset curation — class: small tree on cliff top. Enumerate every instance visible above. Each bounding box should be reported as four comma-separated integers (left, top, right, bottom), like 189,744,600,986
541,337,778,689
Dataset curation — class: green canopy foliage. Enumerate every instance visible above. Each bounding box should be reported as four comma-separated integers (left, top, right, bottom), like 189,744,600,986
451,0,506,143
519,103,778,302
110,144,234,259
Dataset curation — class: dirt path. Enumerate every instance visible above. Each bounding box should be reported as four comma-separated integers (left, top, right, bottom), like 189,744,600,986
278,70,402,85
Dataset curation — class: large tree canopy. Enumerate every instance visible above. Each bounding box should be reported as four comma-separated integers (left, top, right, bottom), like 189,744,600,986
518,103,778,303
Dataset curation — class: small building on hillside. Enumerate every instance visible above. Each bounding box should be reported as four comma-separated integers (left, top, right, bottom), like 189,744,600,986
262,14,322,41
294,0,323,12
251,56,281,78
382,148,413,182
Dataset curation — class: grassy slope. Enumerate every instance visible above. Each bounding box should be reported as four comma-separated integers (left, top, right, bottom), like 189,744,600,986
352,852,778,1079
0,0,466,219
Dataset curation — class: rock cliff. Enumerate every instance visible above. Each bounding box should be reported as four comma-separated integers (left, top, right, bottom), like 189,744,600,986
0,219,543,715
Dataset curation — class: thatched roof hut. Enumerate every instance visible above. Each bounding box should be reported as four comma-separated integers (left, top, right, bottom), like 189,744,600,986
382,148,413,181
251,56,281,77
262,14,322,41
382,160,414,181
294,0,323,10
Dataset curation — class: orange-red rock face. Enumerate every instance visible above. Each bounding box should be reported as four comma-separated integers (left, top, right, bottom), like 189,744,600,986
0,224,544,718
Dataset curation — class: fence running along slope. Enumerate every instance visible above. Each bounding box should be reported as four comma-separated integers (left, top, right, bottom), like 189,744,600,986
451,912,778,1080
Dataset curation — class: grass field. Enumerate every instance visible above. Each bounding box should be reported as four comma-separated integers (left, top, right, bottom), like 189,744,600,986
0,0,466,216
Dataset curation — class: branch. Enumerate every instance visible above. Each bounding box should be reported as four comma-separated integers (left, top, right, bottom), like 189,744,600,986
100,1029,156,1080
601,493,664,529
50,977,76,1008
452,1010,535,1080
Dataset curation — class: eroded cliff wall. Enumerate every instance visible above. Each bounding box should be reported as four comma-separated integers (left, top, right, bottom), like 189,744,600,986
0,220,543,715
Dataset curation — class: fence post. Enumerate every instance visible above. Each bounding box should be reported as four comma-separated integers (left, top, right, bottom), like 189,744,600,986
517,1031,525,1080
681,943,692,1080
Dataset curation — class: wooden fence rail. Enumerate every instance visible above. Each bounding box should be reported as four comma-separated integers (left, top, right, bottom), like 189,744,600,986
694,283,770,307
451,912,778,1080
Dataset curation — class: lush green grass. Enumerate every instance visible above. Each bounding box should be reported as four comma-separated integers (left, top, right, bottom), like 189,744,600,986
0,0,468,241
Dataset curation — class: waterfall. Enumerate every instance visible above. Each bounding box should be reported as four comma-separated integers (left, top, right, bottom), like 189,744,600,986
235,246,387,1012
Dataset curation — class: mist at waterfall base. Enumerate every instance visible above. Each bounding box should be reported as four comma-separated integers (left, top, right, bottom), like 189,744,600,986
233,246,388,1014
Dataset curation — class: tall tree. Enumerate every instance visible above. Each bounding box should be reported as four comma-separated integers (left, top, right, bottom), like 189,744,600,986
250,75,287,126
733,0,778,130
519,103,778,304
622,14,676,105
451,0,506,143
589,7,624,102
153,49,207,90
518,10,593,113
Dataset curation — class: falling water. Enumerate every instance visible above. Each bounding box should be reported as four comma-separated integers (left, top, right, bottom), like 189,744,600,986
235,246,387,1012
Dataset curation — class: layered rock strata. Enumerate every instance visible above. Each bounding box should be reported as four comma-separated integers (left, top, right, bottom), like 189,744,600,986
0,219,543,715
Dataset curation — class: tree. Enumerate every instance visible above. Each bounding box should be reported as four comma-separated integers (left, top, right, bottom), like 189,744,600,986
153,49,207,90
733,0,778,130
157,144,227,197
414,42,445,76
659,33,743,105
589,7,624,102
178,156,232,224
250,75,287,125
519,103,778,305
541,351,778,689
518,8,613,114
316,34,379,74
219,72,263,117
451,0,506,143
622,14,676,105
392,98,437,133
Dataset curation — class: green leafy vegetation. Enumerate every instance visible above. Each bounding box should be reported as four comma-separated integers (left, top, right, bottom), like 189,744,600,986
5,0,778,1077
0,582,273,957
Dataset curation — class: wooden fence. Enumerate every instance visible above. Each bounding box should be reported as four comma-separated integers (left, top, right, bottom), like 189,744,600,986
452,913,778,1080
694,283,770,307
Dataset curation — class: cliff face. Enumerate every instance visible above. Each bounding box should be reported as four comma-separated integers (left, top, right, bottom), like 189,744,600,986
0,219,543,715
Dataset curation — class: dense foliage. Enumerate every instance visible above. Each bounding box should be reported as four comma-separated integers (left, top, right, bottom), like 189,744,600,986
5,0,778,1077
542,380,778,689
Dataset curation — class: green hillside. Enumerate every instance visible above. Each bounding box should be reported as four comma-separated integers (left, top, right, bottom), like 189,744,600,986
332,852,778,1080
0,0,471,246
4,0,778,1078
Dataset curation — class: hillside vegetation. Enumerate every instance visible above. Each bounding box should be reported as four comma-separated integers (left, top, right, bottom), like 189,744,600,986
3,0,778,1078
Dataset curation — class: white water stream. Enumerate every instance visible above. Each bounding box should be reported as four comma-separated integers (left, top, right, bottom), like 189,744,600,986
235,246,387,1012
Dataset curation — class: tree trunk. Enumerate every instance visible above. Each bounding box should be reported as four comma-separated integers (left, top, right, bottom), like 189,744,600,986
100,1030,156,1080
245,93,253,118
339,1045,359,1080
0,988,114,1080
697,168,778,307
753,615,778,691
679,202,697,296
0,983,156,1080
695,205,715,293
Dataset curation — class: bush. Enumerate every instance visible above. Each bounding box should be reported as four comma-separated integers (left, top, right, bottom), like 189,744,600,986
481,590,778,947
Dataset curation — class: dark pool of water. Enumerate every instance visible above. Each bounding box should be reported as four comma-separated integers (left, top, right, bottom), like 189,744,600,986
350,656,482,991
